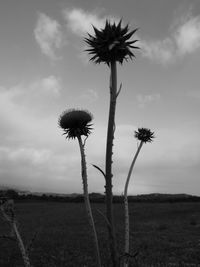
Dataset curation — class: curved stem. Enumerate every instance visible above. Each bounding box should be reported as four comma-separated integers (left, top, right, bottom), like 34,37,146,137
123,141,143,267
105,60,118,266
77,135,101,267
13,222,31,267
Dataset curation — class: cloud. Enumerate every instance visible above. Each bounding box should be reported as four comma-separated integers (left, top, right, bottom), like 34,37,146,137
63,8,118,36
175,16,200,55
34,13,64,60
0,147,51,165
31,75,62,96
80,89,98,102
0,144,80,193
140,38,175,65
141,14,200,64
0,75,62,148
137,93,160,108
0,76,62,117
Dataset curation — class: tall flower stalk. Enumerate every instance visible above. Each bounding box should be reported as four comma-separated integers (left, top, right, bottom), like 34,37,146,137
123,128,154,267
85,20,139,266
58,109,101,267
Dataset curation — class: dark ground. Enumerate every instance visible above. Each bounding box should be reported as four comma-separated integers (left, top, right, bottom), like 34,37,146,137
0,202,200,266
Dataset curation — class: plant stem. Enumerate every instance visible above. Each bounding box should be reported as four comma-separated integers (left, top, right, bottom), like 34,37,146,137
0,202,31,267
123,141,143,267
13,222,31,267
77,135,102,267
105,60,118,267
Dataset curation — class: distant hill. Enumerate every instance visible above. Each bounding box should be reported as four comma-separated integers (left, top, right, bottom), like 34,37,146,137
1,187,200,203
123,193,200,203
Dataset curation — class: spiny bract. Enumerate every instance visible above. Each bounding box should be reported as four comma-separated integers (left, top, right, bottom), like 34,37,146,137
58,109,93,139
134,128,155,143
85,19,139,65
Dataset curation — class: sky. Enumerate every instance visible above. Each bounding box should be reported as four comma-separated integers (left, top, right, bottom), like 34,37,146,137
0,0,200,195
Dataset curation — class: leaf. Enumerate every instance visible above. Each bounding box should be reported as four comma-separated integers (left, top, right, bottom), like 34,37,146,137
92,164,106,180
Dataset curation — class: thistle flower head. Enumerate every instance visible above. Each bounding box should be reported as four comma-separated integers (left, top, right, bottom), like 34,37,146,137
134,128,155,143
58,109,93,139
85,19,139,65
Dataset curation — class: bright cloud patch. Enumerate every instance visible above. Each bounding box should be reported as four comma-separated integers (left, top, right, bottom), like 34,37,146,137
32,75,62,96
63,8,118,36
1,76,61,114
141,38,175,64
175,16,200,55
0,76,62,136
141,14,200,64
137,93,160,108
34,13,64,60
0,147,51,165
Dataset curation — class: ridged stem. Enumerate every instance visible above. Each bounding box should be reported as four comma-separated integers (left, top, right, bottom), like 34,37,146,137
77,135,102,267
123,141,143,267
105,60,118,267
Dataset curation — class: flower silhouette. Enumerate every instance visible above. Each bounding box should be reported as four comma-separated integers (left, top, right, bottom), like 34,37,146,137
134,128,155,143
58,109,93,139
85,20,139,65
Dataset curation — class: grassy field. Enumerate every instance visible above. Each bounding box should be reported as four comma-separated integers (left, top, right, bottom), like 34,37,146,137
0,201,200,266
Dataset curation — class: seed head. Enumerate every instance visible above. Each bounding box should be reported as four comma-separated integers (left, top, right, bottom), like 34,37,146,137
134,128,155,143
58,109,93,139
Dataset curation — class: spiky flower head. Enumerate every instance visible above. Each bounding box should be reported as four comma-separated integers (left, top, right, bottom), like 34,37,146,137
58,109,93,139
134,128,155,143
85,19,139,65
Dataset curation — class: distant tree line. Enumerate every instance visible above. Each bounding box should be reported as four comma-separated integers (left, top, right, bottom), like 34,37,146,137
1,189,200,203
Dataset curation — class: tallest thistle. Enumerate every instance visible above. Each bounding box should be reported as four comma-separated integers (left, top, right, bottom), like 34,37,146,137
85,20,139,266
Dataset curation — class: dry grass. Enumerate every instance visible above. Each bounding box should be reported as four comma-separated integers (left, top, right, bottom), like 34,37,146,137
0,202,200,266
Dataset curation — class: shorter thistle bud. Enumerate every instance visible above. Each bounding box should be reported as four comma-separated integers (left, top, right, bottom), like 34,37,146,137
134,128,155,143
58,109,93,139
